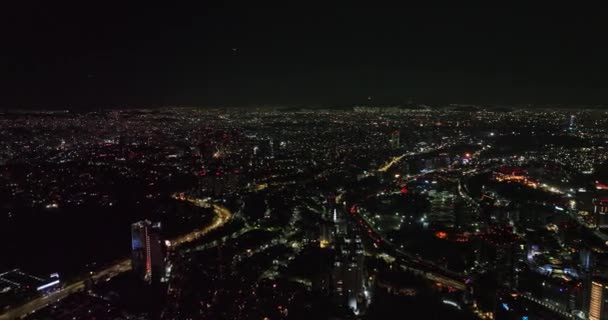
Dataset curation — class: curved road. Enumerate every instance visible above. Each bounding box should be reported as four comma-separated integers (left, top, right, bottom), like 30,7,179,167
0,195,232,320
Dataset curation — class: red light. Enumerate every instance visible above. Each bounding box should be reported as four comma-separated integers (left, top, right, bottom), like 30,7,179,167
596,181,608,190
400,188,409,194
435,231,448,239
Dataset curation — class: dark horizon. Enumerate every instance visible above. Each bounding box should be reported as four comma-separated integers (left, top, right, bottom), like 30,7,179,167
4,4,608,109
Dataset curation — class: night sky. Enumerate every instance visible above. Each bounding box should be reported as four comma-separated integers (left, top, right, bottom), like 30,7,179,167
3,4,608,108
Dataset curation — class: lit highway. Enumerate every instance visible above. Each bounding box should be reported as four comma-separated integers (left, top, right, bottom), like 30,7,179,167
378,154,406,172
0,196,232,320
377,144,449,172
170,194,233,247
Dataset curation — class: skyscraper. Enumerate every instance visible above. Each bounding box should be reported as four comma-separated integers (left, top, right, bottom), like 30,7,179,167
593,197,608,230
589,278,608,320
569,114,576,130
131,220,164,283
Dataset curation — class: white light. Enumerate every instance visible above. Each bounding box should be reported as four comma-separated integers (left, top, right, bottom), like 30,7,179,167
442,300,461,310
37,280,60,291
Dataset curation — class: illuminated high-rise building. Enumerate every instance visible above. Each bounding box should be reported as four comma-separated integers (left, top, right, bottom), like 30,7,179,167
569,114,576,129
389,130,400,149
131,220,164,283
589,278,608,320
593,198,608,229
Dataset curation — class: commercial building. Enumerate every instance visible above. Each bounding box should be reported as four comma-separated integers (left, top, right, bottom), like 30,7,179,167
589,277,608,320
0,269,60,295
593,197,608,229
131,220,164,283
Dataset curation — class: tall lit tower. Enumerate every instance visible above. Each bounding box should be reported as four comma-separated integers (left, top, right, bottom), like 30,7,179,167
569,114,576,130
589,278,608,320
131,220,164,283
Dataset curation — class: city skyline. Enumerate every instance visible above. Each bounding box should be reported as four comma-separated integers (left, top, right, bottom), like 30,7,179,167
2,107,608,319
4,4,608,320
